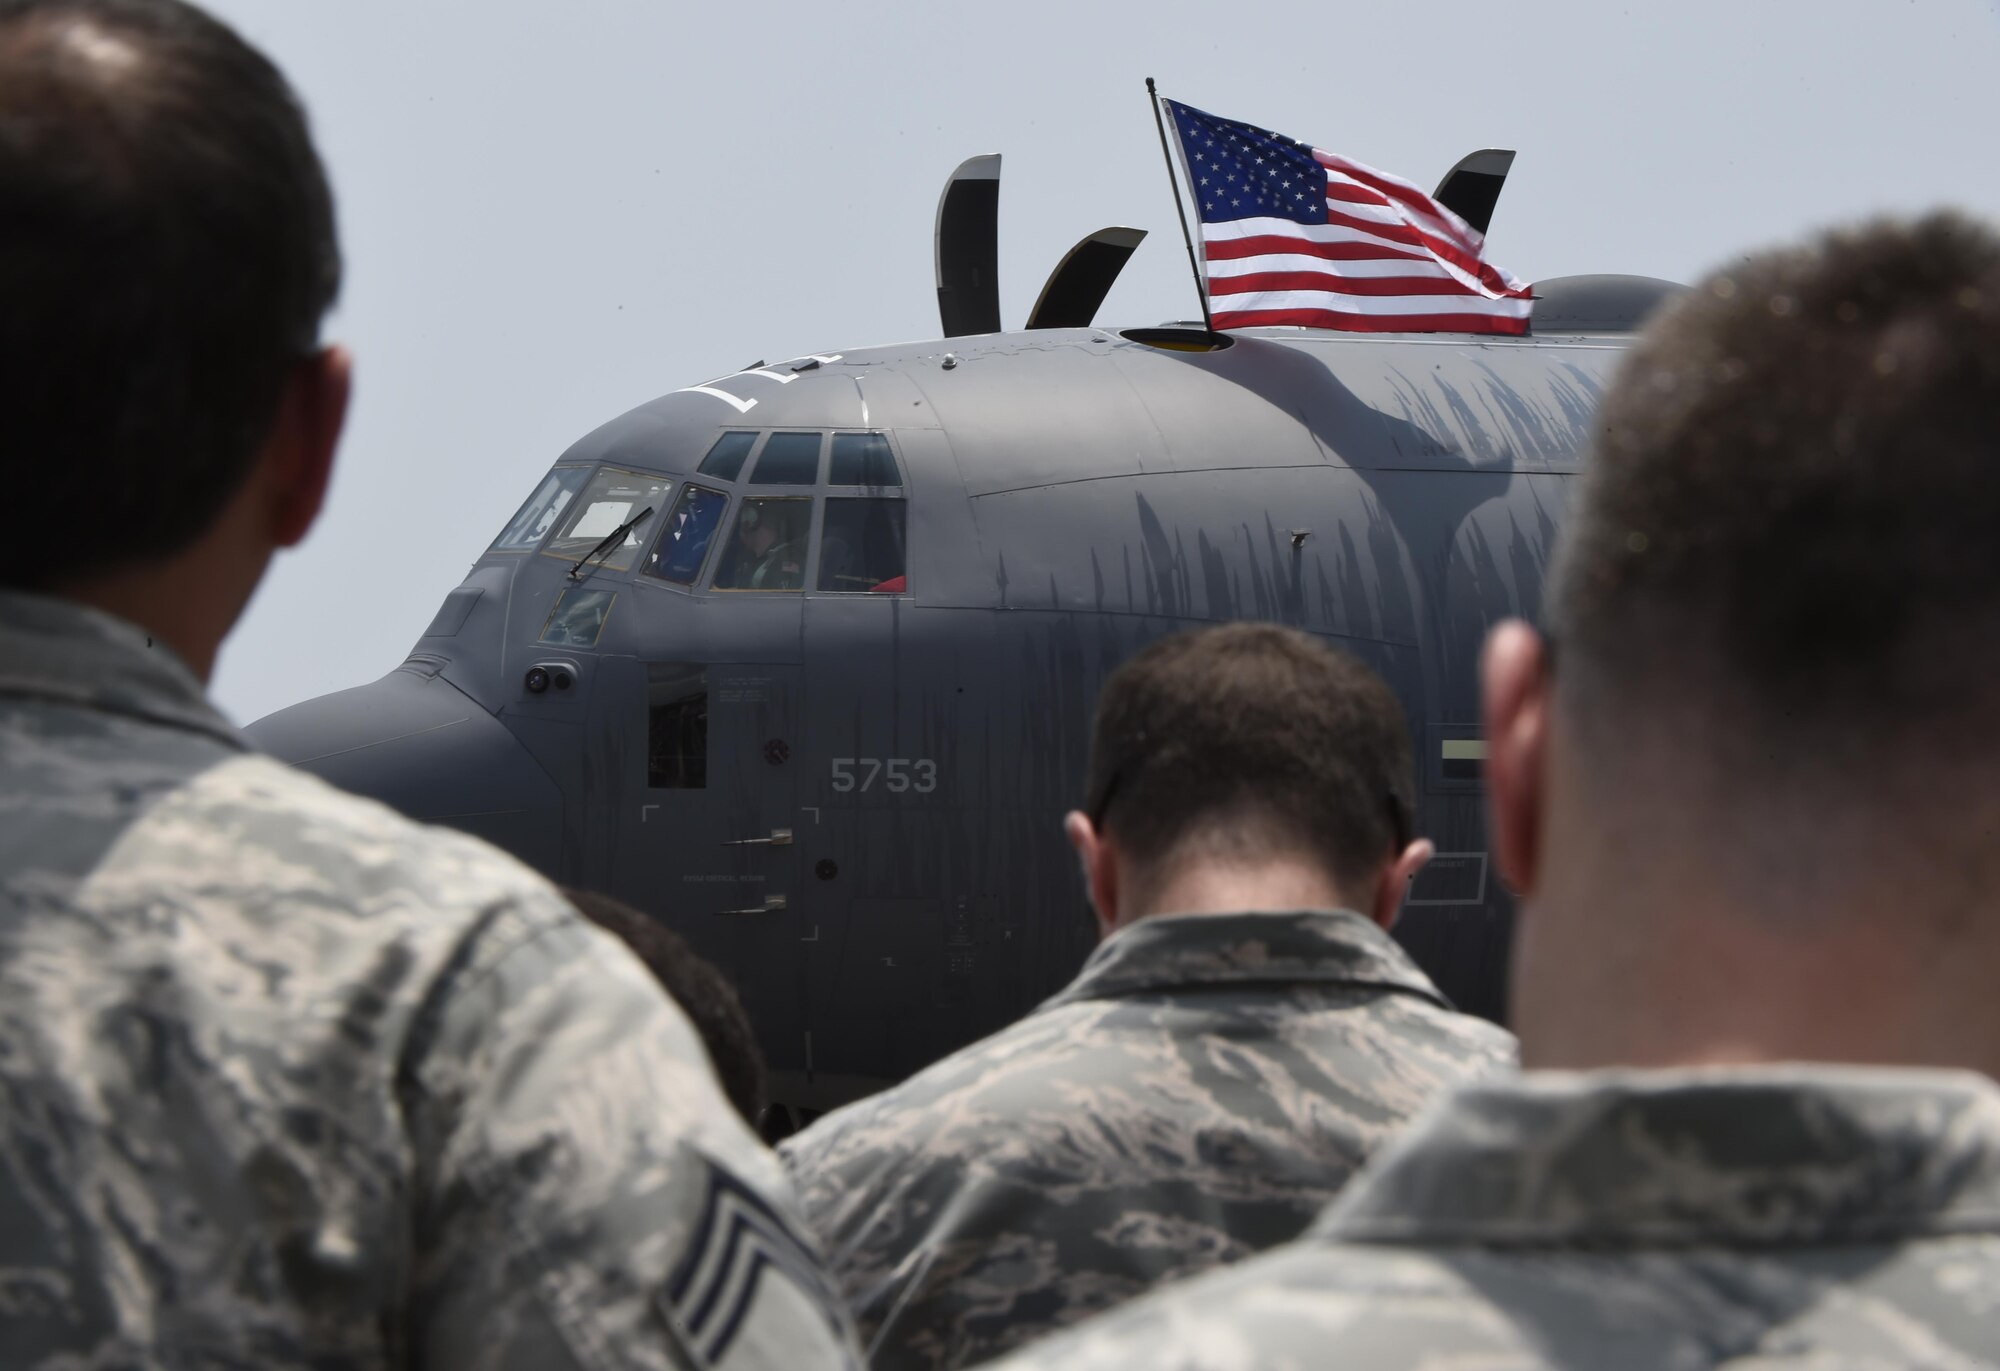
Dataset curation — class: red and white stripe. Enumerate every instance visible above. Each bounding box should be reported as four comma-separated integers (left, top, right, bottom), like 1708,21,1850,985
1203,151,1532,335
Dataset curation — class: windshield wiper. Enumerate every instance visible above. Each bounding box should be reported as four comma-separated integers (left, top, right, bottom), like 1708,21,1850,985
568,505,654,580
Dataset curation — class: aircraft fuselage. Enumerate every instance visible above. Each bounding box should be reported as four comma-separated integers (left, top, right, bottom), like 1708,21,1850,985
252,320,1628,1123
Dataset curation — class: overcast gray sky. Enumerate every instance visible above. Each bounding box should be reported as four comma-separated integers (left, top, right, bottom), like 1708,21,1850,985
206,0,2000,723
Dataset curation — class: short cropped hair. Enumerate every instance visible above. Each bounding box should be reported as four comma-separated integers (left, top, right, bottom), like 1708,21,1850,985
0,0,340,587
562,889,768,1128
1553,213,2000,751
1083,623,1414,893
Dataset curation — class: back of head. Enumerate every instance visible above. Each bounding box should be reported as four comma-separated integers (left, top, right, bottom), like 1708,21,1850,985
1554,213,2000,834
1083,623,1413,899
0,0,339,590
1515,214,2000,1073
562,889,769,1128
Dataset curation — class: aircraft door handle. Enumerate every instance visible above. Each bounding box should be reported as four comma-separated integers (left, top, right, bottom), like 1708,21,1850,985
722,827,793,847
716,894,788,916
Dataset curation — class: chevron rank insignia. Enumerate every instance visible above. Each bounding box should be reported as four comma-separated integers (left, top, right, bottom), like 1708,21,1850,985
661,1160,857,1369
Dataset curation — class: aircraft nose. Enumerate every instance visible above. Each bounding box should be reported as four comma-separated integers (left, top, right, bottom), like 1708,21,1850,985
245,668,564,874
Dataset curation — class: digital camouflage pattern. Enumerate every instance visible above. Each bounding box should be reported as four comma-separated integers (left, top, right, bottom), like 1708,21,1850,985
988,1066,2000,1371
780,907,1516,1370
0,590,860,1371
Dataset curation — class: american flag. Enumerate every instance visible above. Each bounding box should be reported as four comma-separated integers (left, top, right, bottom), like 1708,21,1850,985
1163,98,1533,335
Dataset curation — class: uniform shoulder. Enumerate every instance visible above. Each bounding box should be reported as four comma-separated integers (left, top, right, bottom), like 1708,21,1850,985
981,1236,1504,1370
998,1228,2000,1370
785,998,1104,1169
1415,1000,1519,1062
70,750,602,1099
82,750,573,949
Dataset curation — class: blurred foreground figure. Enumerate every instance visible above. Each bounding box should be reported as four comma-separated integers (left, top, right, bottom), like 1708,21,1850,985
0,2,856,1366
565,888,770,1127
782,624,1515,1370
990,214,2000,1371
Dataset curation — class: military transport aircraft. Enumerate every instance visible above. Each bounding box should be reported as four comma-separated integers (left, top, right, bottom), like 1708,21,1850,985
250,150,1678,1134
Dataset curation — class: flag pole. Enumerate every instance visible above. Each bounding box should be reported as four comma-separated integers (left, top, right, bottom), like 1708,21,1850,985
1146,78,1215,335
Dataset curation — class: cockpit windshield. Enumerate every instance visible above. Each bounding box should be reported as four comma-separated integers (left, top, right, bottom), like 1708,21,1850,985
697,432,756,483
645,484,728,584
540,467,671,572
712,497,811,591
829,432,900,486
491,467,588,551
750,433,822,485
819,498,907,592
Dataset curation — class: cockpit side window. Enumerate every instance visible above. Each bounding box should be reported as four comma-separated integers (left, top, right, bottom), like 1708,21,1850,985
818,498,907,593
829,432,900,487
491,467,589,552
749,432,822,485
697,431,757,483
540,467,672,572
645,483,728,584
712,497,811,591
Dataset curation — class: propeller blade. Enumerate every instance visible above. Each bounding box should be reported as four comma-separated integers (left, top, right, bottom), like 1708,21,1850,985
1432,148,1515,236
935,154,1002,337
1026,227,1147,330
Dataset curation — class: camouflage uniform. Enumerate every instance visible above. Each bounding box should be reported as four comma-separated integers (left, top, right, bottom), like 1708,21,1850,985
779,907,1516,1370
988,1066,2000,1370
0,589,860,1371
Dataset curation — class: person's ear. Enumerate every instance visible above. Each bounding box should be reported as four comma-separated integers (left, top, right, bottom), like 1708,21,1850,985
1482,619,1551,900
266,344,351,549
1063,810,1119,942
1368,837,1433,930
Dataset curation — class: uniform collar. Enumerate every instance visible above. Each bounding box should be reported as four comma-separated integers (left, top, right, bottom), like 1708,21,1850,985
1318,1065,2000,1247
1043,908,1451,1011
0,588,244,748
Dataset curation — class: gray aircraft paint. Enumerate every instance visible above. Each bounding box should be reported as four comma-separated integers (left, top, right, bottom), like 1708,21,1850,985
251,285,1670,1123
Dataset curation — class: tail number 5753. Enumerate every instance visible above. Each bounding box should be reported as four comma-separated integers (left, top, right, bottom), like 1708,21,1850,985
830,758,938,794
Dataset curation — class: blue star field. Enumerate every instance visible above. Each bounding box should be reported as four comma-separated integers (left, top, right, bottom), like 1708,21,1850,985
1165,100,1327,226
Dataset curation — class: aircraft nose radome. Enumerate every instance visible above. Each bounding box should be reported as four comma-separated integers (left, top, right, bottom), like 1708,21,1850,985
245,669,564,874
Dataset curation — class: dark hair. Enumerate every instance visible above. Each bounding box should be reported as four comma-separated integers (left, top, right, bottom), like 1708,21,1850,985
562,889,768,1127
0,0,340,587
1083,623,1414,894
1553,213,2000,757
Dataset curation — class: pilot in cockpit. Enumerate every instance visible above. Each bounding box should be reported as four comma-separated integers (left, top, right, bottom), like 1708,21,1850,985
729,500,806,590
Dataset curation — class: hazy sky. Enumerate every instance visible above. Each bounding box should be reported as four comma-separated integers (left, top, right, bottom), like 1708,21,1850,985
206,0,2000,723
